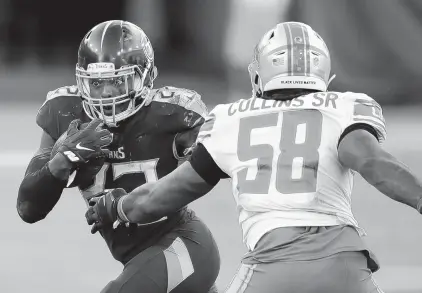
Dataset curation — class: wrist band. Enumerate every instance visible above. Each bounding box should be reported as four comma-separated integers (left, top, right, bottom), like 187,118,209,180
117,195,130,223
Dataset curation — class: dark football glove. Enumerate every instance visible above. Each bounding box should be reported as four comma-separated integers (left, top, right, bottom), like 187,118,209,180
174,125,201,159
57,118,112,165
85,188,128,234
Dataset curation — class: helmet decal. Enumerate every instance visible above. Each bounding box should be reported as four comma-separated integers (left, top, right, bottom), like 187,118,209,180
87,63,115,73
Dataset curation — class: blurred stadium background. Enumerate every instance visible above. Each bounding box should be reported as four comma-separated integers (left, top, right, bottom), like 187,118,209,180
1,0,422,292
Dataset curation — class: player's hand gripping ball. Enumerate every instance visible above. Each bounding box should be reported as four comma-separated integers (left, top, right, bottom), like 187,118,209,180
50,119,112,188
85,188,128,234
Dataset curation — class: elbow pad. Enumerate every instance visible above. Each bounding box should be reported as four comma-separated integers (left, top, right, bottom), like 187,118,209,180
17,164,67,223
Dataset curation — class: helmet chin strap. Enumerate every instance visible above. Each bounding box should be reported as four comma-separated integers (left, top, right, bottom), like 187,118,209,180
128,90,136,99
327,74,336,88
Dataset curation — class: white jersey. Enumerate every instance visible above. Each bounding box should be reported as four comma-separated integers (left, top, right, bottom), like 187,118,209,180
198,91,386,251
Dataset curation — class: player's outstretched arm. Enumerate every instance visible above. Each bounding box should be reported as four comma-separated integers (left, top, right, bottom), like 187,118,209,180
17,131,73,223
85,160,215,232
118,142,228,224
338,129,422,212
86,142,228,230
122,161,214,224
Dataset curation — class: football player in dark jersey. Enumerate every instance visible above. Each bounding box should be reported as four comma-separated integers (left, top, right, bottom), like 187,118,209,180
17,20,220,293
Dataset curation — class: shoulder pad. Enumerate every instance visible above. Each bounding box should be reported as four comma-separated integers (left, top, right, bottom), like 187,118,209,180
46,85,79,100
343,92,386,143
343,92,383,117
152,86,208,117
340,91,380,105
36,86,86,140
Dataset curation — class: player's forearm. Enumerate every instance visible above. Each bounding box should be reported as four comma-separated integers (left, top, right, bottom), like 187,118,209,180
17,154,69,223
119,191,158,224
121,182,191,224
121,164,212,223
358,152,422,212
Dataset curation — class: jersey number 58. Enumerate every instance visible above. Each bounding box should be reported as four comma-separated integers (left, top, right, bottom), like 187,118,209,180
237,110,323,195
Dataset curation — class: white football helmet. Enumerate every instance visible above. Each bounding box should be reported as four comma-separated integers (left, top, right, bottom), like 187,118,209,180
248,22,334,97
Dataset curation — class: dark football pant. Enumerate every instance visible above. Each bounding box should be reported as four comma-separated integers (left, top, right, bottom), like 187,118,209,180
101,215,220,293
225,251,384,293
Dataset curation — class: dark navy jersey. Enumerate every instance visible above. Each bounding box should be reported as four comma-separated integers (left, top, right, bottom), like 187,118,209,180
36,85,208,263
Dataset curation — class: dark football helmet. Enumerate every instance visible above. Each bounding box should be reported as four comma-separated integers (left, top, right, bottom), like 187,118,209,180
76,20,158,126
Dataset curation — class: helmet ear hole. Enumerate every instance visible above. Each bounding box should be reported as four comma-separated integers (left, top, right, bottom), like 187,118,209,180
252,72,263,98
254,74,259,85
269,31,275,40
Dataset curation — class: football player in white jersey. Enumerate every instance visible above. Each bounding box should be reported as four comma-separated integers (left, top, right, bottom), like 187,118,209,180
86,22,422,293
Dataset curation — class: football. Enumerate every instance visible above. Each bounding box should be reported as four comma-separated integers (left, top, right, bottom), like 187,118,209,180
50,121,105,188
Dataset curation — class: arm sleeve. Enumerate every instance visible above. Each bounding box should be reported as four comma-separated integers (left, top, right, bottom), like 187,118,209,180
17,129,69,224
189,143,230,186
338,123,378,147
18,87,82,223
17,151,67,223
190,105,233,185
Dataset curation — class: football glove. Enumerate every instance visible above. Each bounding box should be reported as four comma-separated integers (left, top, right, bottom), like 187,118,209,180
85,188,128,234
173,125,201,159
56,118,112,165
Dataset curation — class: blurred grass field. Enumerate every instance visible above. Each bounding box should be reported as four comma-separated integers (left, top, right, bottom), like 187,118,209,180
1,86,422,292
